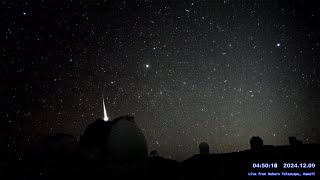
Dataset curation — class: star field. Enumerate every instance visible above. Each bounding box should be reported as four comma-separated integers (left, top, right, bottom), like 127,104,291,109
2,0,320,161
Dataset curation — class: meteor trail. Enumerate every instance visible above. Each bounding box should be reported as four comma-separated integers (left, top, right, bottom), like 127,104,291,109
102,96,109,121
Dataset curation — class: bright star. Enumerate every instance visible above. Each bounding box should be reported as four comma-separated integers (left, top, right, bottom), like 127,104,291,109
276,43,280,47
146,64,150,68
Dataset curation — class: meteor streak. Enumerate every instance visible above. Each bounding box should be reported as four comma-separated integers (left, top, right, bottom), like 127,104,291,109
102,96,109,121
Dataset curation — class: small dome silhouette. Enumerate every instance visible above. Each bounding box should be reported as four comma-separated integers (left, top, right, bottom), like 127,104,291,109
149,150,160,157
250,136,263,151
199,142,209,154
288,136,303,146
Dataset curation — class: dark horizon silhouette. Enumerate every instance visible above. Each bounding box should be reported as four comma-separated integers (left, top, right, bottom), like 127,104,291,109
3,115,319,179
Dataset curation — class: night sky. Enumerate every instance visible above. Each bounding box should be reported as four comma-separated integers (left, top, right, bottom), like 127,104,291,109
3,0,320,161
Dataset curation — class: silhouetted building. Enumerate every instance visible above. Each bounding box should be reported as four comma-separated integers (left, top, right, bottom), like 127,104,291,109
80,118,112,150
107,115,148,162
250,136,263,151
199,142,209,155
149,150,160,158
80,116,148,162
288,136,303,146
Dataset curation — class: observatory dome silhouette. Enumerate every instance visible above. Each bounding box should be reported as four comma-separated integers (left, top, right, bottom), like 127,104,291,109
199,142,209,154
107,116,148,162
80,115,148,162
250,136,263,151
